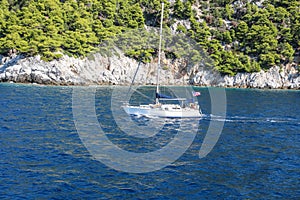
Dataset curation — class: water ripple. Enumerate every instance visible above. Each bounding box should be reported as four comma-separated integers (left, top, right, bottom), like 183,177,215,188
0,84,299,199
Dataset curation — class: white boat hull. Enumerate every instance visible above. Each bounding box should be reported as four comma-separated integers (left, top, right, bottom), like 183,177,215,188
122,104,201,118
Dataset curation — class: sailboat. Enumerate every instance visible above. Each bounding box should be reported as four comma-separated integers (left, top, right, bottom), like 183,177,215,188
122,3,202,118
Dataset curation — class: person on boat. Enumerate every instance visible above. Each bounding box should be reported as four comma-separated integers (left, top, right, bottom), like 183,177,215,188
150,103,161,108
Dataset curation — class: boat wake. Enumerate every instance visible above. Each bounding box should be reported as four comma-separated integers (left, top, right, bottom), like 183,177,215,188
201,114,300,125
127,112,299,126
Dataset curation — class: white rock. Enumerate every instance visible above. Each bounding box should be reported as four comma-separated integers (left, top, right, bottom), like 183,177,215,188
0,52,299,89
31,71,51,84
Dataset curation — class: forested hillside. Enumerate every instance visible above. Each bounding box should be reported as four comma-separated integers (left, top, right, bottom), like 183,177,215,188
0,0,299,75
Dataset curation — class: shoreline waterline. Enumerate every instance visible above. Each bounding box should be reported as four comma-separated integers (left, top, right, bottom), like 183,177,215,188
1,81,299,91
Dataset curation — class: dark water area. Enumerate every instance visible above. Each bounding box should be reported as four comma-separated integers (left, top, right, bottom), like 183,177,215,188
0,83,299,199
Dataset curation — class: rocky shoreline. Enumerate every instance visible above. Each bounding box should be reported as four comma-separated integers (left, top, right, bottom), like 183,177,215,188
0,53,299,89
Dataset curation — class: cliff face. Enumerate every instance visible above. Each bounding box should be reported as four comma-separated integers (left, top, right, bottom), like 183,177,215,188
0,53,189,86
0,53,299,89
191,64,300,89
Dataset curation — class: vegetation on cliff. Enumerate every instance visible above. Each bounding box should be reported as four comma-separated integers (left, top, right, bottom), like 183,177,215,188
0,0,299,75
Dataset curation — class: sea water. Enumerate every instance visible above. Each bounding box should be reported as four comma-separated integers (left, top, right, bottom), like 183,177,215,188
0,83,299,199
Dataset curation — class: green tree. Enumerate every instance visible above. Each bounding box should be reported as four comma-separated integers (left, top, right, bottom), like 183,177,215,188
189,15,211,47
259,53,279,68
278,42,295,63
278,27,293,43
115,1,144,28
173,0,184,19
0,9,31,54
215,50,244,76
0,0,298,71
289,1,300,48
242,11,279,69
239,53,261,73
0,0,9,35
235,21,248,42
223,31,232,44
207,39,223,65
224,4,234,20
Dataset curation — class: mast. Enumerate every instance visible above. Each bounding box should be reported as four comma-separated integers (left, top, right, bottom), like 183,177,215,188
156,2,164,104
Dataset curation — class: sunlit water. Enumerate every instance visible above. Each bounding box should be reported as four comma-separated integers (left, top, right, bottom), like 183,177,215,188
0,83,299,199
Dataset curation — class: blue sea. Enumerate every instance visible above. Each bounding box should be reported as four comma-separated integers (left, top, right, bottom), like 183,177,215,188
0,83,299,199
